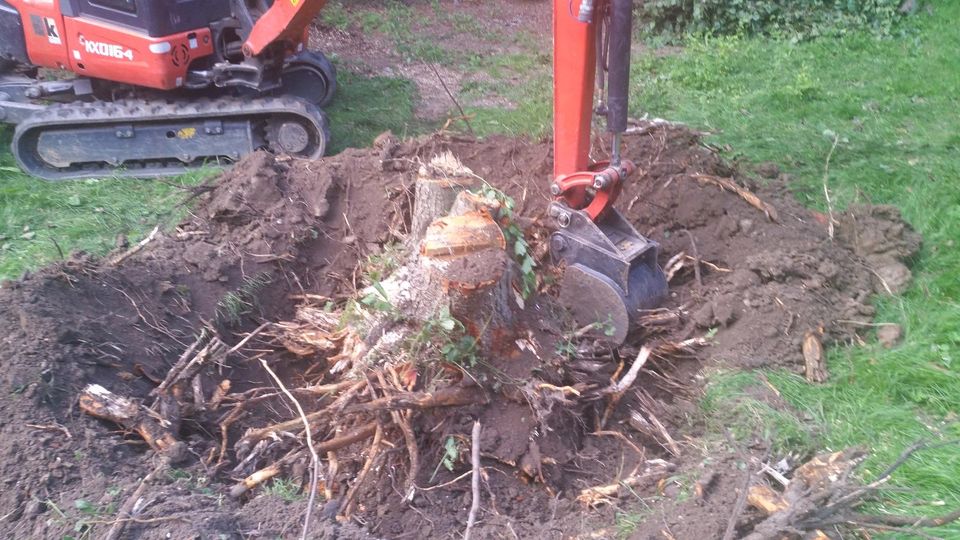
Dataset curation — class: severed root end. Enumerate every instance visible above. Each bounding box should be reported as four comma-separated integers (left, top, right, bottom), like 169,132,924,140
79,384,188,463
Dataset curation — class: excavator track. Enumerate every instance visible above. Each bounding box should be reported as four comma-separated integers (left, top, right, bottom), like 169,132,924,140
12,96,329,181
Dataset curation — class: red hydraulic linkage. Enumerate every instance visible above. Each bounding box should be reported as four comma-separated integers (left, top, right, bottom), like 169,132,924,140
552,0,634,221
243,0,329,57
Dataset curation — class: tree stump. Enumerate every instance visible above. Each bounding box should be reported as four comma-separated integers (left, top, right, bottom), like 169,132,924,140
351,153,518,368
420,211,514,348
409,152,480,246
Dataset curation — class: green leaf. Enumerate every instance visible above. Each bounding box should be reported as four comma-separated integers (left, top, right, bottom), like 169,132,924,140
439,317,457,332
442,436,459,471
520,256,535,274
66,194,82,207
74,499,95,514
514,240,527,256
373,281,390,301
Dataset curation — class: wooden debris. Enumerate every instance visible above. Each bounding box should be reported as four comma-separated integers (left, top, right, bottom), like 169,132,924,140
102,462,167,540
629,390,681,457
576,460,676,507
694,471,718,501
229,422,377,498
741,443,960,539
79,384,187,463
691,173,779,223
802,329,828,383
747,484,789,514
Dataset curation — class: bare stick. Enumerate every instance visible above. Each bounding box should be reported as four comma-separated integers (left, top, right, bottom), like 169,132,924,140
229,423,376,498
606,346,653,395
340,422,384,517
690,174,778,222
226,323,270,356
260,359,320,540
722,463,753,540
430,62,474,136
592,430,645,460
822,133,840,240
109,225,160,266
680,230,703,287
576,461,676,506
385,369,420,500
418,470,474,492
152,330,210,397
341,386,486,414
103,462,166,540
464,421,482,540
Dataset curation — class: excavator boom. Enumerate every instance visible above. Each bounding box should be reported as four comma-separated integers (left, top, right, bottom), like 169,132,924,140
549,0,668,343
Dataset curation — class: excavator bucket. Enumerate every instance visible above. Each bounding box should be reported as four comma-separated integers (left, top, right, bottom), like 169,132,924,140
549,204,668,344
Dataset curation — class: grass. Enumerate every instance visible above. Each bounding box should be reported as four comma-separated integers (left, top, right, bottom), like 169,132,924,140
626,5,960,535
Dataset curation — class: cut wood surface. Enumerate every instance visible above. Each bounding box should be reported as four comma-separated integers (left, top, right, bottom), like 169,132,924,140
410,152,480,245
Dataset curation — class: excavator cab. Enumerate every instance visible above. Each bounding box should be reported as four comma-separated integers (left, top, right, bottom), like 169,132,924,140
550,0,668,343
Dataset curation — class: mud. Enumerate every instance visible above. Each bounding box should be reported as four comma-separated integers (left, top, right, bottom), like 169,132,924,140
0,127,919,539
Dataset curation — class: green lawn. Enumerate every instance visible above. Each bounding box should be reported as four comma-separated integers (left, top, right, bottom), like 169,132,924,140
627,5,960,534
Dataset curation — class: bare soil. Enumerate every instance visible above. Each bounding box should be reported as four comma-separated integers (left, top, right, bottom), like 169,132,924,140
310,0,551,120
0,124,919,538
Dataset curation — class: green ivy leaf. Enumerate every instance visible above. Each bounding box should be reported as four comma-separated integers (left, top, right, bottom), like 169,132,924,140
439,317,457,332
514,240,527,256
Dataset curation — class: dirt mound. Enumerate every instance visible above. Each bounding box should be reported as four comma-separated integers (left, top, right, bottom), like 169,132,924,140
0,127,918,539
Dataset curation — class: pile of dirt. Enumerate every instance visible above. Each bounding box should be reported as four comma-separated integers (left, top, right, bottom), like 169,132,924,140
0,126,919,539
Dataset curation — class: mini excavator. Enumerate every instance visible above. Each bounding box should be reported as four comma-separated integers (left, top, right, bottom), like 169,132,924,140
0,0,336,180
0,0,665,339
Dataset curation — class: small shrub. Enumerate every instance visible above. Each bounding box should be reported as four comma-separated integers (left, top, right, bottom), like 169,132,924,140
642,0,909,41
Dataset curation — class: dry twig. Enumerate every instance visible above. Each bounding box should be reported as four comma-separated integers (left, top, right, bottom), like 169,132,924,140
821,133,840,240
103,462,167,540
464,421,482,540
691,174,778,222
260,359,321,540
108,225,159,266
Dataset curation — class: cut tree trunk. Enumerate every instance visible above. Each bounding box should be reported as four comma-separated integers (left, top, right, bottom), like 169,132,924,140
354,153,518,366
409,152,480,246
420,211,514,348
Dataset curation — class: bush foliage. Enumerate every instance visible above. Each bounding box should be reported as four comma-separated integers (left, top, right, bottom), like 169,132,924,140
642,0,908,40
